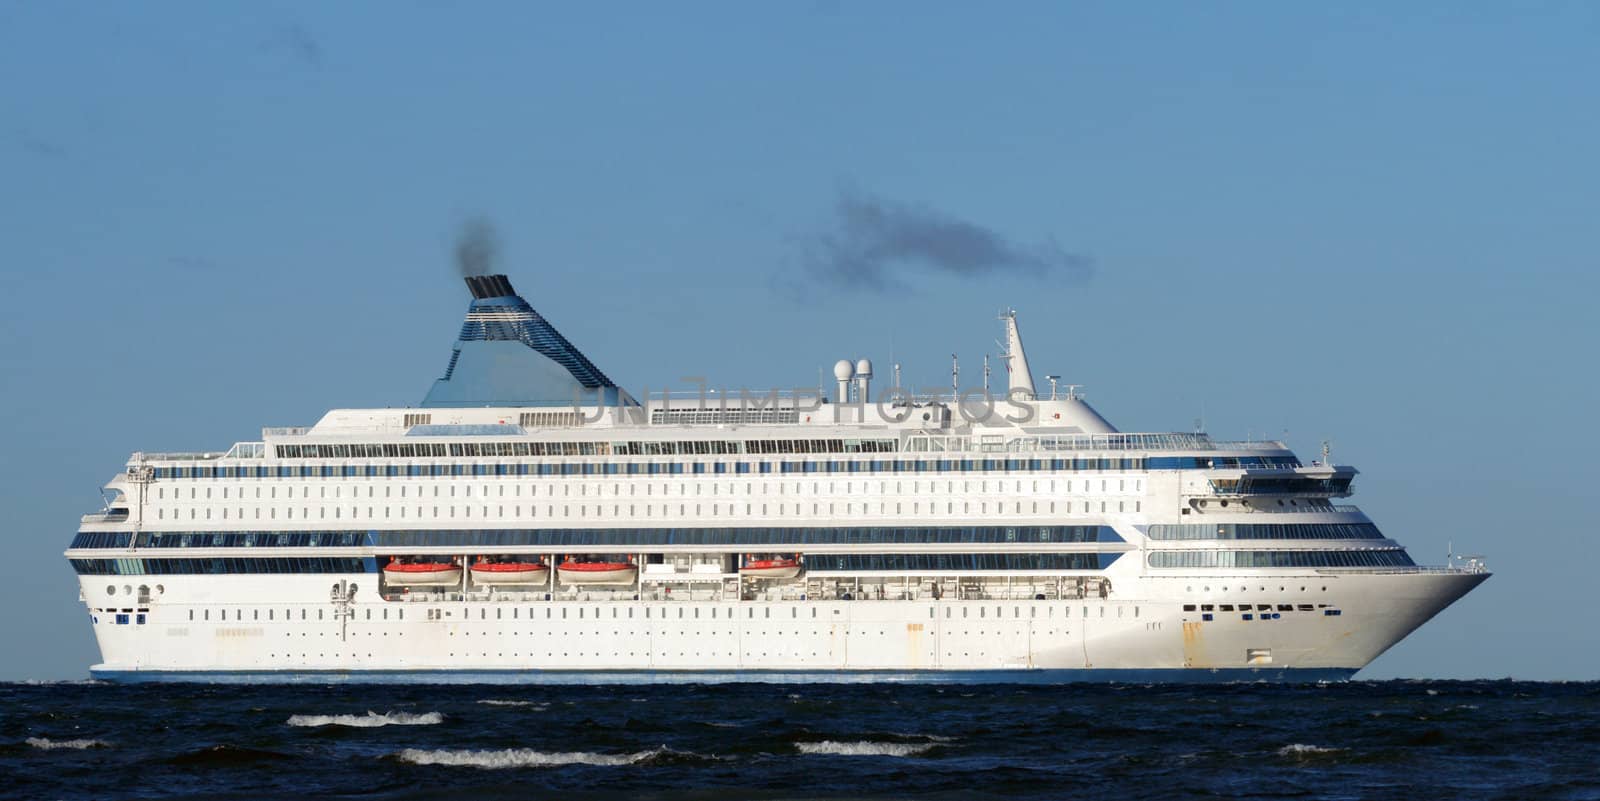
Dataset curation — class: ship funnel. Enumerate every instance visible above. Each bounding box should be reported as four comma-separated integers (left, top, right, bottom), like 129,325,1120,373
422,273,623,408
464,274,516,300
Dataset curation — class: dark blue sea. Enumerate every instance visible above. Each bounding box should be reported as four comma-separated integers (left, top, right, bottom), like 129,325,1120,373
2,680,1596,800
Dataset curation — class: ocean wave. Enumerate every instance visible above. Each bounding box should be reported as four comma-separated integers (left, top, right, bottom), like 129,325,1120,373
26,737,110,750
796,740,935,757
396,747,666,768
476,700,548,709
166,745,292,766
287,711,443,728
1277,744,1345,756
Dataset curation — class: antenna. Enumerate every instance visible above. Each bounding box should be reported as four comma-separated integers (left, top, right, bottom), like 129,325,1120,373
951,354,959,400
1321,440,1331,466
982,354,991,391
1046,375,1060,400
893,362,902,389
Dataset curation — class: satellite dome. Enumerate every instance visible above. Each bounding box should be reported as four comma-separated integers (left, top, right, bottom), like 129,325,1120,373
833,359,855,381
855,359,873,377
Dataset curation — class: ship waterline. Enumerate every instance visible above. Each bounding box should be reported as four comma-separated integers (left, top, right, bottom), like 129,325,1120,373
68,274,1488,682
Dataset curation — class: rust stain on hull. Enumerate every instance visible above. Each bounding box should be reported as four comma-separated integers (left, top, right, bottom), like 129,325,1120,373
1181,621,1210,668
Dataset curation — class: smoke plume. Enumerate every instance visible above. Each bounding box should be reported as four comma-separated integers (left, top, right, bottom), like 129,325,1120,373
794,189,1093,295
455,217,500,277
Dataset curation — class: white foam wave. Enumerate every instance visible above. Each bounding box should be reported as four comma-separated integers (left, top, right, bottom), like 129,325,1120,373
27,737,110,750
286,711,443,728
797,740,934,757
1277,743,1344,756
475,700,548,709
396,747,664,768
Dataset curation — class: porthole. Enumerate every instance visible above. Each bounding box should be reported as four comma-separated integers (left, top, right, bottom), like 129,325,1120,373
105,585,115,596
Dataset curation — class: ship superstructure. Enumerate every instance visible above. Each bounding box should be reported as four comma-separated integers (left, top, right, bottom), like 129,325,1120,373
68,275,1488,682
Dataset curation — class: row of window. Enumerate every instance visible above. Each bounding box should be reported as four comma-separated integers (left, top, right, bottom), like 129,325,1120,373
273,438,899,460
1145,523,1385,541
1147,549,1414,569
70,532,137,549
806,553,1118,572
70,558,370,576
71,525,1122,551
70,553,1112,576
1210,477,1353,495
145,497,1145,523
1146,456,1301,470
148,456,1156,480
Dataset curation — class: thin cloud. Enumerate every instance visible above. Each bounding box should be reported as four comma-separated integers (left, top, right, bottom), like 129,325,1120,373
791,188,1093,296
269,23,323,67
13,130,67,159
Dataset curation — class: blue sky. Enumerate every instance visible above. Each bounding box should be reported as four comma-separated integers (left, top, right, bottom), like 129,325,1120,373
1,2,1595,680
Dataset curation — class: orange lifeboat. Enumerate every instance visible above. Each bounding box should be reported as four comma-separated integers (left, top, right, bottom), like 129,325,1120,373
557,557,637,585
740,555,802,580
382,558,462,587
470,558,549,586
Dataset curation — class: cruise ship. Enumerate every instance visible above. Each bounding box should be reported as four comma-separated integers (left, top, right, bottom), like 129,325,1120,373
68,274,1489,683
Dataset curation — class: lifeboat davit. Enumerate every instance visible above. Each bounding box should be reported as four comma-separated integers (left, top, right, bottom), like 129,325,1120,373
382,559,462,587
471,560,550,586
557,559,637,585
740,556,802,580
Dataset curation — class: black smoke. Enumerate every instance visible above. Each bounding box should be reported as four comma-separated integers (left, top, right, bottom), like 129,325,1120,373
794,189,1093,294
455,218,500,277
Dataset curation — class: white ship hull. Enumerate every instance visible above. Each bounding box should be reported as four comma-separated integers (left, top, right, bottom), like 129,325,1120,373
79,569,1485,682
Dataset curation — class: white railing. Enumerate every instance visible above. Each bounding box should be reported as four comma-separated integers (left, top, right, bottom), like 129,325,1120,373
130,451,225,462
904,432,1263,454
261,426,311,437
